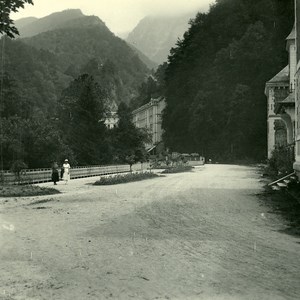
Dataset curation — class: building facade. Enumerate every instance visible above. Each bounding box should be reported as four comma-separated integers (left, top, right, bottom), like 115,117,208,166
265,26,296,159
294,0,300,177
132,97,166,151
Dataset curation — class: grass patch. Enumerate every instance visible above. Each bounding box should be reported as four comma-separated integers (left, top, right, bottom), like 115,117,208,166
161,165,193,174
0,184,60,197
94,172,159,185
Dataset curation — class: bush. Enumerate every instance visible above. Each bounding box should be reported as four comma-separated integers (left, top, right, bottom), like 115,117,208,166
10,160,28,183
265,146,294,178
0,185,60,197
161,166,193,174
94,172,159,185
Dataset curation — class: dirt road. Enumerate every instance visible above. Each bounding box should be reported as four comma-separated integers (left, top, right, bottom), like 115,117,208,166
1,165,299,299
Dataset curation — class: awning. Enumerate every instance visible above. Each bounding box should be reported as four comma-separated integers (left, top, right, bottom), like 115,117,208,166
274,91,295,114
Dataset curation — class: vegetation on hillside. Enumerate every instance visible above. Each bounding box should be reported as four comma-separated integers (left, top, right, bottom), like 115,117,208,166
0,69,150,169
130,62,167,110
1,0,295,170
0,12,151,170
162,0,294,162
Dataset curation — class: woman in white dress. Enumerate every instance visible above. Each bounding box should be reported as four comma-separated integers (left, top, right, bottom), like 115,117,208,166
62,159,71,184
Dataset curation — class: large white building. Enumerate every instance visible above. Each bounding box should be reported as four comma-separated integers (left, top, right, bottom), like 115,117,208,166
132,97,166,151
267,0,300,179
265,25,296,159
294,0,300,178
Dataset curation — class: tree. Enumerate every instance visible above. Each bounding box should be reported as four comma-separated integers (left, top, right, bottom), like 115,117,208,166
162,0,294,161
112,102,150,170
59,74,109,165
0,115,73,169
130,64,167,110
0,0,34,38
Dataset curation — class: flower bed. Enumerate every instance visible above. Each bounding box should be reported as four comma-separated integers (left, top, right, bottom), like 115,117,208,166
161,166,193,174
0,185,60,197
94,172,159,185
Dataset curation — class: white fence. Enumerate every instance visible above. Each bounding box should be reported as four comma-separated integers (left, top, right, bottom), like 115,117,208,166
1,163,150,184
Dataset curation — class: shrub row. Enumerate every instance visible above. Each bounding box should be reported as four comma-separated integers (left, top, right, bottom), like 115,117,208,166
0,185,60,197
94,172,159,185
161,166,193,174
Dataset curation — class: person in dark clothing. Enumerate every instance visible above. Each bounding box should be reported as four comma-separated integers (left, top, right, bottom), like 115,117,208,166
60,166,64,179
51,162,59,185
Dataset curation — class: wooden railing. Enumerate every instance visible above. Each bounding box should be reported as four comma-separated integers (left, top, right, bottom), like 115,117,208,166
0,163,150,184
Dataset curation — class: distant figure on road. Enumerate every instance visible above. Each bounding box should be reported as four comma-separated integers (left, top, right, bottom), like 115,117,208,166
51,162,59,185
62,159,71,184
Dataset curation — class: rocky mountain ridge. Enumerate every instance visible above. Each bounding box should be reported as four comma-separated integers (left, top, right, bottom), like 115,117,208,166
126,12,197,64
15,9,85,38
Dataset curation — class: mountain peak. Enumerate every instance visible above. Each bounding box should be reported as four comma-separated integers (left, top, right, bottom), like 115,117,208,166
127,12,196,64
16,9,86,38
43,9,84,20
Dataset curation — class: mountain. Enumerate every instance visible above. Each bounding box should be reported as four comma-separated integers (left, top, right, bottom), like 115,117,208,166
1,10,154,169
13,12,149,108
128,43,158,70
116,31,129,39
1,37,72,118
15,9,156,70
126,13,197,64
16,9,85,38
14,17,38,29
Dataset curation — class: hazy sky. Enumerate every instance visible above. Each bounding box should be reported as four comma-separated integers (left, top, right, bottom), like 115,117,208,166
11,0,215,34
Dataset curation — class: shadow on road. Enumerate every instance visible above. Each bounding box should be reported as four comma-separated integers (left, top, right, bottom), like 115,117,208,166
258,188,300,237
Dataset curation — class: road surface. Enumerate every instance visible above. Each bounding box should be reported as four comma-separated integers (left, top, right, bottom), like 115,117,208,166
0,164,299,299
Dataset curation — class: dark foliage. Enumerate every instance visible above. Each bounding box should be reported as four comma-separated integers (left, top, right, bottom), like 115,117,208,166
94,172,159,185
130,62,167,110
0,14,150,169
110,102,150,168
0,0,33,38
266,146,295,177
22,17,149,104
0,185,59,197
162,0,294,162
161,165,193,174
58,74,108,165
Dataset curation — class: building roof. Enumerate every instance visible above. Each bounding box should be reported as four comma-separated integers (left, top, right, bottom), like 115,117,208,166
280,91,295,104
267,65,289,84
132,97,165,115
286,24,295,40
274,91,295,114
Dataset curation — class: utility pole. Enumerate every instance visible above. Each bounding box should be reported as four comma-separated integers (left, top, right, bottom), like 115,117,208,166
0,37,5,174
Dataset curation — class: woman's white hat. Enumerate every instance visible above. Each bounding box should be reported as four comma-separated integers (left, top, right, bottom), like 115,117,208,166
65,159,68,162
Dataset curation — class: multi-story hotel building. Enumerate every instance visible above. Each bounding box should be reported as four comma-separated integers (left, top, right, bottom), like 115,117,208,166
132,97,166,151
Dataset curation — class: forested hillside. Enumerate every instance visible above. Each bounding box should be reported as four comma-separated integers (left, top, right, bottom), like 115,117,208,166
21,15,149,105
16,9,85,37
0,11,150,169
162,0,294,162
